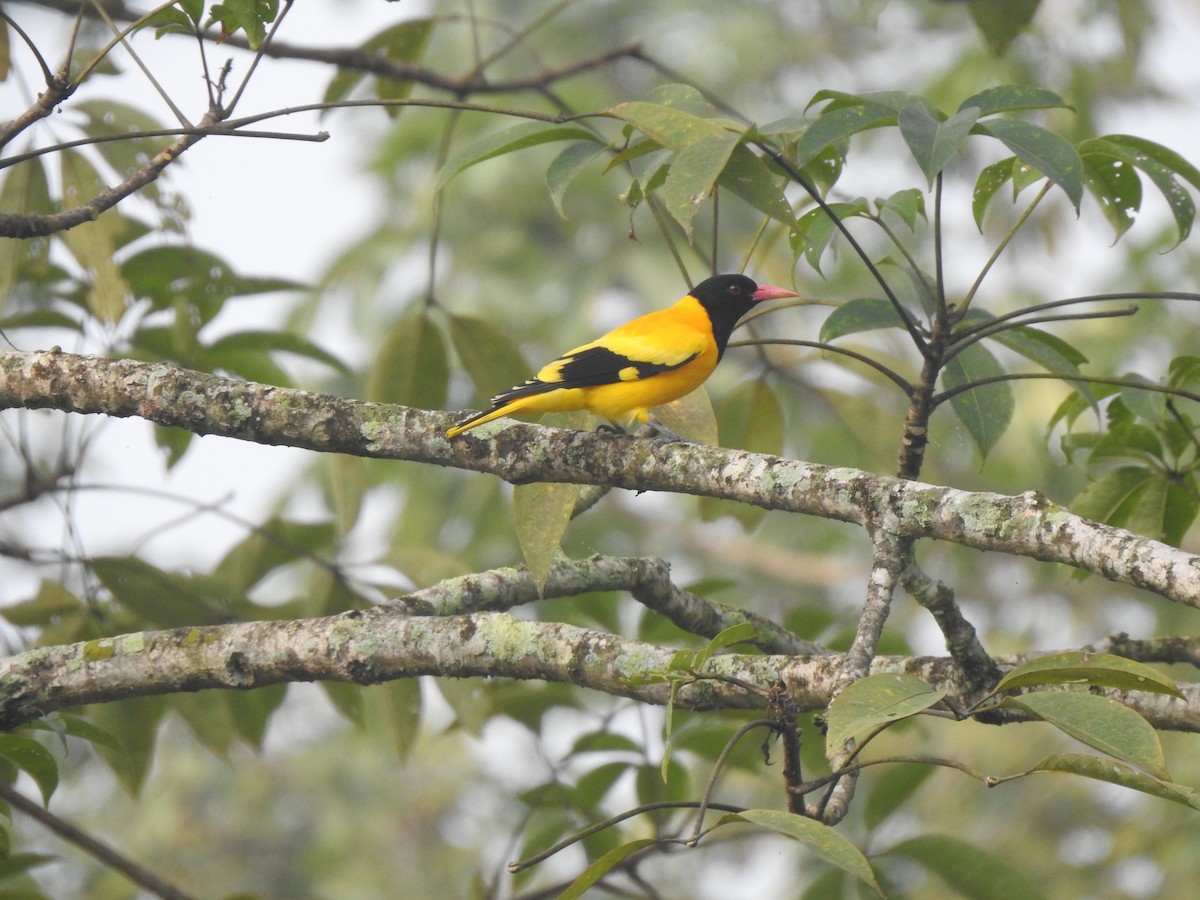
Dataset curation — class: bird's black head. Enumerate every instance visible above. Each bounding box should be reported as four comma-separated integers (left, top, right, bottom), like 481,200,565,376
688,274,797,359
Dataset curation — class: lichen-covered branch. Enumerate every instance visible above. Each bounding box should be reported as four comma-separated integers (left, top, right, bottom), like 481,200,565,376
1,608,1196,733
394,554,825,655
2,350,1198,611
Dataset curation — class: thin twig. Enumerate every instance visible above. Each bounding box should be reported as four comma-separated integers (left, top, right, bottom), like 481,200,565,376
0,780,197,900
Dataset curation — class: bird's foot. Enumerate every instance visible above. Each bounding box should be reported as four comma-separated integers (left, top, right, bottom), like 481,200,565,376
595,422,627,436
644,418,692,443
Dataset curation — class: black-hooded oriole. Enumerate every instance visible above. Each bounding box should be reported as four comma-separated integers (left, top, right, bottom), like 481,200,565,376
445,273,798,438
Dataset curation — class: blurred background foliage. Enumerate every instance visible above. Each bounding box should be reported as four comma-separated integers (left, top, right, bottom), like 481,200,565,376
2,0,1200,896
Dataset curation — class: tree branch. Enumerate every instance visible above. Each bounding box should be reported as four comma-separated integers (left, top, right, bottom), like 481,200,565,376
1,610,1196,733
3,350,1197,612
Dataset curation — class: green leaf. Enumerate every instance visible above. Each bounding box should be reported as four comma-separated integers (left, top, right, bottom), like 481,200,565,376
213,518,337,596
1071,466,1157,532
942,342,1014,462
546,141,607,218
0,157,53,307
208,0,279,49
701,380,784,527
205,330,349,376
514,480,582,595
885,834,1048,900
874,188,926,229
661,130,740,234
1032,753,1200,809
717,810,882,896
966,0,1040,56
1001,691,1168,779
694,622,759,666
790,199,870,274
607,101,738,150
993,650,1183,698
652,385,718,445
73,101,170,185
58,151,134,322
958,85,1070,117
794,99,898,167
972,156,1016,230
973,118,1084,212
1079,137,1143,241
975,320,1095,411
367,312,449,409
1122,147,1196,247
864,763,935,831
820,297,906,343
91,556,233,627
448,314,530,409
1,581,85,628
0,735,58,804
715,143,795,226
435,121,601,192
898,102,979,187
559,839,657,900
142,6,200,39
1106,133,1200,193
825,674,945,749
87,695,167,794
323,19,436,110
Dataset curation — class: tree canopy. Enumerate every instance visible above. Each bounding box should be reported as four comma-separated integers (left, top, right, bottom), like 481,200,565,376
2,1,1200,897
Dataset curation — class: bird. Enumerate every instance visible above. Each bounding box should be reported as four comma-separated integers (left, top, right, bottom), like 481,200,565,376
445,273,799,439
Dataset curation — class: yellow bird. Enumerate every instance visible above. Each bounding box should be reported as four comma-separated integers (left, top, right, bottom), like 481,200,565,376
446,274,798,438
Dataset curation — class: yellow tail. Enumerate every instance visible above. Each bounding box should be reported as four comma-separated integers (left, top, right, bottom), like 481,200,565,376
445,405,511,438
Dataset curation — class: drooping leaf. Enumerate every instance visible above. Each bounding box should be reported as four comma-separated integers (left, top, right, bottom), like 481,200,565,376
208,0,280,49
205,330,350,379
1079,137,1143,241
514,479,582,596
661,130,741,235
716,143,795,226
87,695,167,794
885,834,1048,900
863,763,935,831
942,341,1014,461
653,385,717,445
790,199,871,274
546,141,607,218
874,188,926,229
0,156,53,307
973,118,1084,212
825,674,945,749
91,556,234,627
993,650,1183,698
367,311,449,409
1032,754,1200,809
966,0,1040,57
972,156,1017,230
0,735,58,804
58,151,134,321
701,380,784,527
1071,466,1158,533
898,102,980,187
435,121,602,192
1001,690,1168,779
1106,134,1200,239
717,810,882,896
559,839,657,900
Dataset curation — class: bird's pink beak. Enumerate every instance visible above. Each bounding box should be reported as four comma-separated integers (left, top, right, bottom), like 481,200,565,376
752,284,800,302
